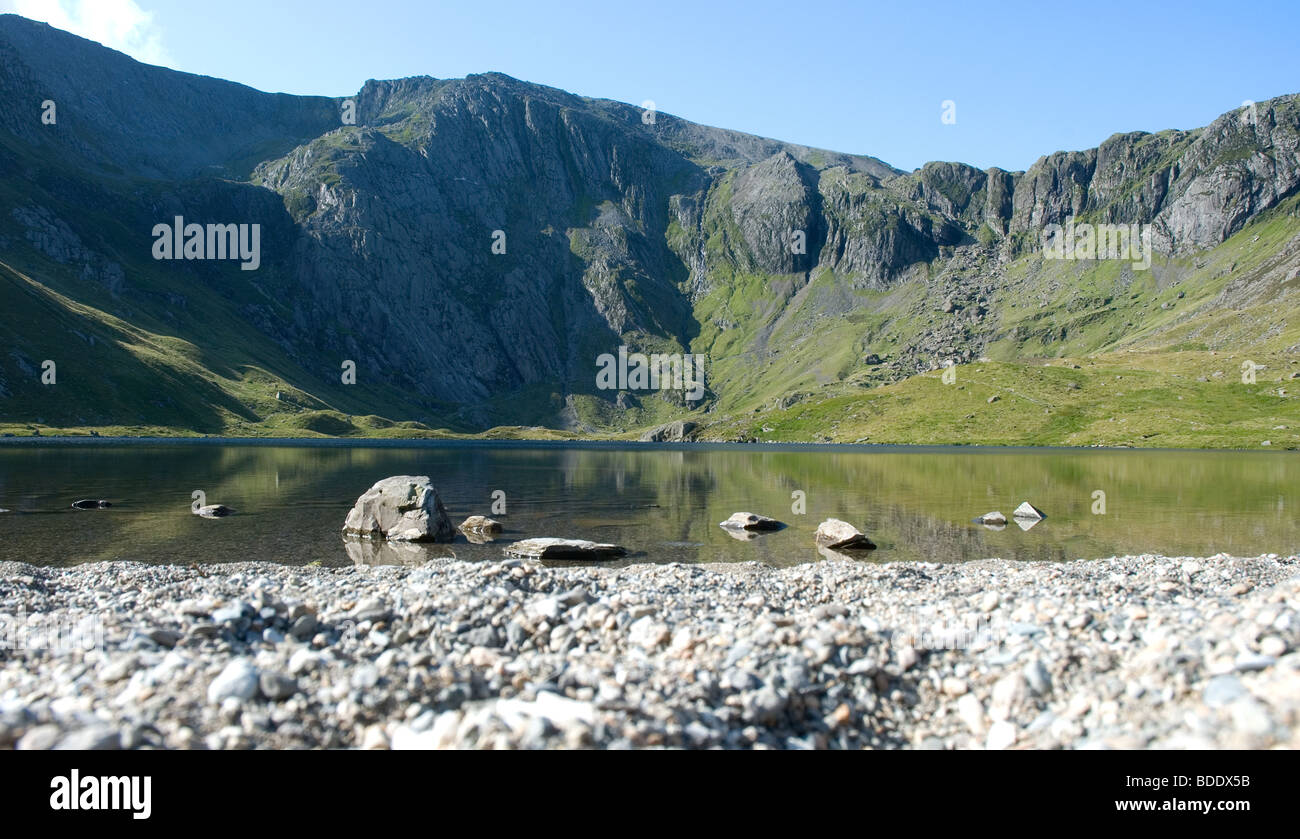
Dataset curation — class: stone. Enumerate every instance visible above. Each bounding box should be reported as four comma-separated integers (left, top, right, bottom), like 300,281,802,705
813,519,876,550
974,511,1006,525
459,515,503,535
16,724,62,750
1203,675,1246,708
1012,502,1046,521
289,613,318,640
54,725,121,750
503,538,626,559
207,658,259,705
718,512,784,531
1024,659,1051,696
462,625,501,648
194,504,236,518
71,499,112,509
628,617,670,649
986,720,1017,750
956,693,986,736
258,671,297,701
342,476,455,542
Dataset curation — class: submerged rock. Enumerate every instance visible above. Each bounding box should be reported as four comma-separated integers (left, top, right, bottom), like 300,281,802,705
1013,502,1046,521
503,538,626,560
71,499,112,509
718,512,784,531
342,475,454,543
194,504,236,518
814,519,876,550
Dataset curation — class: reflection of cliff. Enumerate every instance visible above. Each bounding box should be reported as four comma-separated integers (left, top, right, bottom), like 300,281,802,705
3,444,1295,567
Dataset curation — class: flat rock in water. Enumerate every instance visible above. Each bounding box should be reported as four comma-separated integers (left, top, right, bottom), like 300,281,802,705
71,499,112,509
814,518,876,550
1013,502,1046,521
342,475,454,542
718,512,784,531
974,511,1007,525
194,504,235,518
503,538,627,560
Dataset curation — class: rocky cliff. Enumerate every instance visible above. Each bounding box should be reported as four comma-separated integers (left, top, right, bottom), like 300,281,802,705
0,13,1297,435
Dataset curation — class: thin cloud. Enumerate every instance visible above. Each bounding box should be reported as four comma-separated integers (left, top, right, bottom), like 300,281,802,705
7,0,172,67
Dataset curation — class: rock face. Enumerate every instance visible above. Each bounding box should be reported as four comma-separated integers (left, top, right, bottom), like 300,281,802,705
814,519,876,550
503,538,626,559
718,512,784,531
639,421,698,443
342,476,455,543
0,15,1298,434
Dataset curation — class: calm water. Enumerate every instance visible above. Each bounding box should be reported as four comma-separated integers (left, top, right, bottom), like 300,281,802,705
0,441,1295,568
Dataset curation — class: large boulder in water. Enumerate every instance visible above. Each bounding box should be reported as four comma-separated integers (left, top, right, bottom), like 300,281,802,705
343,476,455,543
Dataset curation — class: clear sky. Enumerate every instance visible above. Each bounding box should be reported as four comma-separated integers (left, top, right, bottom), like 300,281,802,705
5,0,1298,172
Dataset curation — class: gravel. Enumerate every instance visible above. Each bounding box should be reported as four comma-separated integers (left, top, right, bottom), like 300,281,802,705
0,552,1297,749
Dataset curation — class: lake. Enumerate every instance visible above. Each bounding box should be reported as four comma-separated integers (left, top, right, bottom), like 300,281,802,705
0,440,1295,567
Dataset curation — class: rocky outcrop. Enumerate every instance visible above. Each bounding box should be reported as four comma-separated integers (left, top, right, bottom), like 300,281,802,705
342,476,455,542
639,420,698,442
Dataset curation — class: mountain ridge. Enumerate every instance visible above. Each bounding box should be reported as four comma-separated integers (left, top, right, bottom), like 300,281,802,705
0,13,1297,446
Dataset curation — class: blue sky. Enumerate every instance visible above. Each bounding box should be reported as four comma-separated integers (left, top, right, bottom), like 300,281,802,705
6,0,1298,172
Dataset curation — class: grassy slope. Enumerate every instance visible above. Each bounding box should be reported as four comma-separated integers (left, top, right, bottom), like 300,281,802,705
693,196,1300,449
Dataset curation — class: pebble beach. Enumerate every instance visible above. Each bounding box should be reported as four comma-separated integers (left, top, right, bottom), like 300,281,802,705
1,553,1297,750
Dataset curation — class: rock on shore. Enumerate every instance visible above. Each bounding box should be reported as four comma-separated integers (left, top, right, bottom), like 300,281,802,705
0,553,1296,750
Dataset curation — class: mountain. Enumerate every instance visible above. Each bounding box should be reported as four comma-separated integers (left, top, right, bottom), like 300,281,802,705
1,14,1297,447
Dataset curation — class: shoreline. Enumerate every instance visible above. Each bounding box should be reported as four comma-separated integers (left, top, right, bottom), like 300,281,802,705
0,434,1289,455
2,553,1296,749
